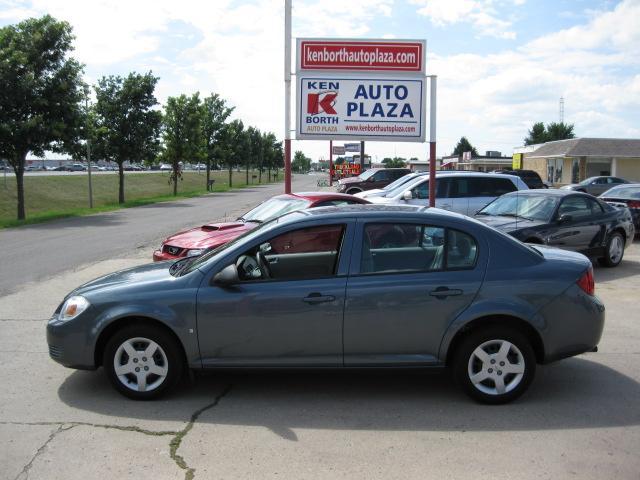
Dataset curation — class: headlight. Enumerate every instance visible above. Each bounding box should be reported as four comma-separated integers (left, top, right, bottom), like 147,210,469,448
186,249,204,257
59,296,90,321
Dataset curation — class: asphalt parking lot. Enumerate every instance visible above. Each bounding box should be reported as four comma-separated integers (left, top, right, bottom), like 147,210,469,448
1,189,639,480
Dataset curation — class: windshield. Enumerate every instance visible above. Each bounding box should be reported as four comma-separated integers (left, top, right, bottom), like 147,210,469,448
382,173,415,191
358,169,377,181
579,177,598,186
479,194,559,221
385,176,426,198
241,196,311,223
601,186,640,199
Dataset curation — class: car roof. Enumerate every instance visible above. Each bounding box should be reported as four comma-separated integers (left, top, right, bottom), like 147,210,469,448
277,192,368,203
502,189,590,197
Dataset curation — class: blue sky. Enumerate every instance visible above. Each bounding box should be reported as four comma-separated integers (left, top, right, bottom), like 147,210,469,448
1,0,638,161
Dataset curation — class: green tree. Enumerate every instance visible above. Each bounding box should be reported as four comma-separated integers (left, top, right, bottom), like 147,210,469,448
524,121,575,145
0,15,85,220
219,119,245,188
452,137,479,157
161,93,204,195
292,150,311,173
524,122,547,145
261,132,281,181
93,72,161,203
246,126,262,184
546,122,575,142
382,157,407,168
201,93,234,189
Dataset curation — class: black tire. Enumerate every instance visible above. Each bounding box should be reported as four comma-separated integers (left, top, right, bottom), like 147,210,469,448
345,188,362,195
453,326,536,404
598,231,625,268
103,323,184,400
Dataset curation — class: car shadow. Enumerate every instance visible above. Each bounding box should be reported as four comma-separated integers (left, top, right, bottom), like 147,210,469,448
58,357,640,437
593,258,640,283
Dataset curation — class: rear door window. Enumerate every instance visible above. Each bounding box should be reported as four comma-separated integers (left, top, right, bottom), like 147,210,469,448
360,223,477,274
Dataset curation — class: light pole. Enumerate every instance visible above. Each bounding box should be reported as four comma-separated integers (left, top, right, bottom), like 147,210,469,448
84,86,94,208
283,0,292,194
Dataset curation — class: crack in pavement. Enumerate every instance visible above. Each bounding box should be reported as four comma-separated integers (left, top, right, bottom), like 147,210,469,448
4,384,233,480
13,423,75,480
170,384,233,480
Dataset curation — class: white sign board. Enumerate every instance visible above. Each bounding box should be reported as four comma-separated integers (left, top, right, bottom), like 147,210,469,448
344,143,361,152
296,75,425,142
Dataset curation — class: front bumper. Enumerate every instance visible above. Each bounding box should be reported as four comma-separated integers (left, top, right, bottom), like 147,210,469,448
153,249,182,262
47,316,97,370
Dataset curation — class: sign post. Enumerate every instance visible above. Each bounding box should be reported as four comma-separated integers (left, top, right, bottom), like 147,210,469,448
283,0,292,194
329,140,333,186
428,75,437,207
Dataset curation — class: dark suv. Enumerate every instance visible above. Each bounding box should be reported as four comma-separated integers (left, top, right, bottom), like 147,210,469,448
494,170,547,189
337,168,411,194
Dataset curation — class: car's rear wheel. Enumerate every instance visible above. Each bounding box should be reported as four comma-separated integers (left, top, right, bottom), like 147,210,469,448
346,188,362,195
453,327,536,404
598,231,624,268
103,324,183,400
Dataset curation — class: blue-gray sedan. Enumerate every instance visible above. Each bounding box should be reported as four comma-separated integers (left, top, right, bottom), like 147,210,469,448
47,205,605,404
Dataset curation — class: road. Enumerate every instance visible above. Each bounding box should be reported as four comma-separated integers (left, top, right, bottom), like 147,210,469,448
0,174,320,295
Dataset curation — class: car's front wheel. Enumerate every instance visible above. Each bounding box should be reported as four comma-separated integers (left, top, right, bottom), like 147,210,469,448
346,187,362,195
453,327,536,404
103,323,184,400
598,231,625,267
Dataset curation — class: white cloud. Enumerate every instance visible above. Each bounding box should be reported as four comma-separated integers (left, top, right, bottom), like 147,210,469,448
409,0,520,39
0,0,639,161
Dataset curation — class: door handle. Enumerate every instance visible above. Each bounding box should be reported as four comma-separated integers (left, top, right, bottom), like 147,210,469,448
303,293,336,304
429,287,463,299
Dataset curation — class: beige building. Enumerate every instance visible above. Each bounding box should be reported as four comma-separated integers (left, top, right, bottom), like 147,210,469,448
514,138,640,186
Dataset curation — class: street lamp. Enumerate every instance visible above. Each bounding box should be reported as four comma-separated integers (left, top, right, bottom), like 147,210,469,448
84,85,93,209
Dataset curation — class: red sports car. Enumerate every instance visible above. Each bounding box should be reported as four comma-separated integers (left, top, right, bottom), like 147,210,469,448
153,192,369,261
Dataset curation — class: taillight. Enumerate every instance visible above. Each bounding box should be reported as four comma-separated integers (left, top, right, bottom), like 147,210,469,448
627,200,640,209
577,267,595,296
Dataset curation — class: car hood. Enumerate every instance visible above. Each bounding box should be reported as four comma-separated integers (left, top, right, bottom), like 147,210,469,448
338,176,362,185
163,221,256,249
560,184,579,190
354,188,384,198
474,215,546,231
72,261,178,296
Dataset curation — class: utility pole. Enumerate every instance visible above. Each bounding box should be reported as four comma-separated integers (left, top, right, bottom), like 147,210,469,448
428,75,437,207
85,89,93,208
329,140,333,186
283,0,292,194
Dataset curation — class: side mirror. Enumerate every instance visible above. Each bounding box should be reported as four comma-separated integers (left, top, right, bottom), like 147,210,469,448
368,176,376,182
402,190,413,201
212,264,239,286
558,214,573,223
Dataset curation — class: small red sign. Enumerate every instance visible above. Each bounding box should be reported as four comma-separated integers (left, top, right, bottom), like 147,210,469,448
300,40,424,72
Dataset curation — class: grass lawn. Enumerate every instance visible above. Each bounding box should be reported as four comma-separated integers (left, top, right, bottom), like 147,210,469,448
0,170,280,228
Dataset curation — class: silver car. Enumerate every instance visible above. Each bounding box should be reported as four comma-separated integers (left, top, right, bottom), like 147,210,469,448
368,172,529,216
561,176,631,195
47,205,604,404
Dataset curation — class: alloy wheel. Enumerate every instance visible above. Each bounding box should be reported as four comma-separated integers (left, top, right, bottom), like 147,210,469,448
113,337,168,392
467,339,525,396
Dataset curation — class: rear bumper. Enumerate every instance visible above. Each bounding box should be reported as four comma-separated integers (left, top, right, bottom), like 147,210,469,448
539,285,605,363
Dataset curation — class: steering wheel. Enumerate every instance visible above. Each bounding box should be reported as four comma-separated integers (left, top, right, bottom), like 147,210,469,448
256,251,272,279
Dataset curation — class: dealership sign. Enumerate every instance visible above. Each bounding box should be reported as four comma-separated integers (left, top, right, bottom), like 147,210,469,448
298,39,425,74
295,38,426,142
332,145,346,155
297,76,425,142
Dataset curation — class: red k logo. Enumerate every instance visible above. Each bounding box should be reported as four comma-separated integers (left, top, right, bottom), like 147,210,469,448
307,91,337,115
